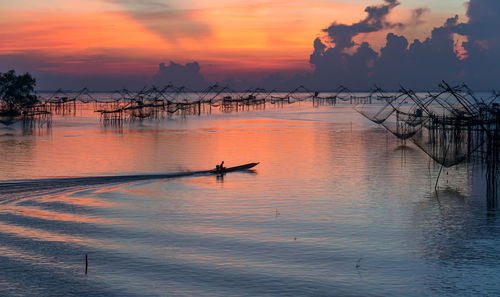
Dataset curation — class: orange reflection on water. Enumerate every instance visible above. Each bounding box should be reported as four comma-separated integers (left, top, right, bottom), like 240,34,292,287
2,107,392,216
23,188,121,208
40,195,118,208
0,222,89,244
0,221,124,251
1,205,119,225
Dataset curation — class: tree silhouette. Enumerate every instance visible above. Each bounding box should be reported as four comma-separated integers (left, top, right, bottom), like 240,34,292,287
0,70,38,115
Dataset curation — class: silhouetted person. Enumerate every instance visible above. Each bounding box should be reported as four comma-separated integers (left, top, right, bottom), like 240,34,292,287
215,161,225,173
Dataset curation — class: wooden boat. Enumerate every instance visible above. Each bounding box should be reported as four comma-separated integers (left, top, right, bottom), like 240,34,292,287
209,162,259,174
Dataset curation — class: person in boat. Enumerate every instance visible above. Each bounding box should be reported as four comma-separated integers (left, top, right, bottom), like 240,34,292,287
215,161,225,173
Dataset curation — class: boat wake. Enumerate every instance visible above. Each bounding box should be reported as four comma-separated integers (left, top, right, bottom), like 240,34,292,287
0,163,259,204
0,171,210,204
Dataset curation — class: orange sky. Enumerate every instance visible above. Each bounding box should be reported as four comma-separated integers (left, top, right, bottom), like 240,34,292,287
0,0,466,80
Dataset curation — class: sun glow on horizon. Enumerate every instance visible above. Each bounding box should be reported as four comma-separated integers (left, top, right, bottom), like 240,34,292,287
0,0,466,79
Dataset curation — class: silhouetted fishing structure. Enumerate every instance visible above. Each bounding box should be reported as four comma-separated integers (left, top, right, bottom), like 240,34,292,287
29,84,383,123
0,105,52,136
2,81,499,207
355,82,500,209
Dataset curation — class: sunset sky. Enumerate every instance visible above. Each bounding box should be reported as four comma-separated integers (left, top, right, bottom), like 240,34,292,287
0,0,467,82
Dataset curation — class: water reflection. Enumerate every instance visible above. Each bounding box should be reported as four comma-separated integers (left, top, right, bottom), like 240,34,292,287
407,186,500,295
1,204,119,225
0,115,52,137
0,104,498,296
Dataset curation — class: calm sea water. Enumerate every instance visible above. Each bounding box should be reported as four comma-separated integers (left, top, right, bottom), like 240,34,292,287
0,103,499,296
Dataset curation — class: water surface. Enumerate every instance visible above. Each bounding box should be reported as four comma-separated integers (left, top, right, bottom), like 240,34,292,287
0,104,498,296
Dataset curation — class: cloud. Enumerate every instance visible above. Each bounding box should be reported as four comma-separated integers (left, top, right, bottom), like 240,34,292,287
153,61,208,89
452,0,500,56
0,51,211,90
106,0,168,10
304,0,500,90
0,50,154,90
105,0,211,41
451,0,500,88
410,7,430,25
322,0,402,50
3,0,500,91
0,47,208,90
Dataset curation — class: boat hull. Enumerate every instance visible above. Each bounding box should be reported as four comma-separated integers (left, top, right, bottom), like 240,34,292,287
209,162,259,174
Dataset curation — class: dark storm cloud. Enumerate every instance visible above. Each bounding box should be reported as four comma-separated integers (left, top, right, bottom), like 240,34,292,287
451,0,500,89
454,0,500,39
304,0,500,90
153,61,208,89
322,0,402,50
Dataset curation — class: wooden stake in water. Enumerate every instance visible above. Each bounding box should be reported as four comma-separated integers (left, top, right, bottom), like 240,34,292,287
85,254,88,275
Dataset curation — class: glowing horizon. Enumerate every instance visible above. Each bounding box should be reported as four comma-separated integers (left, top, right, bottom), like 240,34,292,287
1,0,467,81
